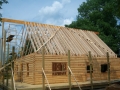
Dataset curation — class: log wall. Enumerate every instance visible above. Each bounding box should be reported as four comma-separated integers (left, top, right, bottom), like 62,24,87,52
14,53,120,85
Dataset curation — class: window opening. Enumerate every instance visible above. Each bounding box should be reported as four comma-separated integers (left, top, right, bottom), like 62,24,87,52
52,62,67,75
101,64,108,72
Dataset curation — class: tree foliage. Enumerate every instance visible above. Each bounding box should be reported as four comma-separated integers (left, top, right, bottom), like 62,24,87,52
65,0,120,55
117,0,120,16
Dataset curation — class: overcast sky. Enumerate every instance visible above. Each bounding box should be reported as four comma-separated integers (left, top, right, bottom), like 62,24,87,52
1,0,86,26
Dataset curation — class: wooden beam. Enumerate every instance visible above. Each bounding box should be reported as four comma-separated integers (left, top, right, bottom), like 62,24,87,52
6,44,9,86
68,50,71,90
88,51,93,90
2,24,6,90
2,18,37,25
2,18,99,35
107,52,110,85
42,46,45,90
2,18,26,24
11,46,16,90
11,62,16,90
94,32,99,35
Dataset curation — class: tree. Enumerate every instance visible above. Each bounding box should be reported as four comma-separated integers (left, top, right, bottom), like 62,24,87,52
65,0,120,55
0,0,8,21
117,0,120,17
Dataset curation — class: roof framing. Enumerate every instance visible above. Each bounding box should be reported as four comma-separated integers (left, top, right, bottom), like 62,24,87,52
2,18,116,57
2,18,99,34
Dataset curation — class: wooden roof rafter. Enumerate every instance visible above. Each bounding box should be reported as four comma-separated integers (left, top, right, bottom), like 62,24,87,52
2,18,116,57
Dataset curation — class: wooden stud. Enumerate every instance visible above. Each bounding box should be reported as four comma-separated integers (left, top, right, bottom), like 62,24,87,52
46,25,63,55
37,24,52,54
20,25,29,57
51,25,67,54
29,23,40,50
0,39,2,64
24,36,33,56
85,31,104,56
42,46,45,90
2,18,26,24
6,43,9,86
63,28,81,55
12,46,15,69
4,30,6,64
11,46,15,90
11,62,16,90
68,50,71,90
68,28,87,55
107,52,110,85
36,24,60,53
25,23,36,52
1,21,4,63
45,25,60,55
2,23,6,90
89,51,93,90
19,26,27,57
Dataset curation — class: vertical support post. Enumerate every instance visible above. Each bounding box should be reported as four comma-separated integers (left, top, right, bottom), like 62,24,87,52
107,52,110,85
11,46,15,90
119,48,120,57
7,43,9,62
2,23,6,89
68,50,71,90
89,51,93,90
3,30,6,65
6,66,9,87
4,30,6,89
0,40,1,87
0,40,2,87
2,21,4,65
6,43,9,86
0,39,3,88
11,63,14,90
0,39,2,64
0,61,2,82
12,46,15,70
42,46,45,90
11,63,16,90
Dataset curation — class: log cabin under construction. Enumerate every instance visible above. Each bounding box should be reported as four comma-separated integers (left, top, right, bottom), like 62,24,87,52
1,18,120,85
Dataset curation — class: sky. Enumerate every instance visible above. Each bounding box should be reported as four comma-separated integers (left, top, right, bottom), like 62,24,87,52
0,0,86,62
1,0,86,26
0,0,86,38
